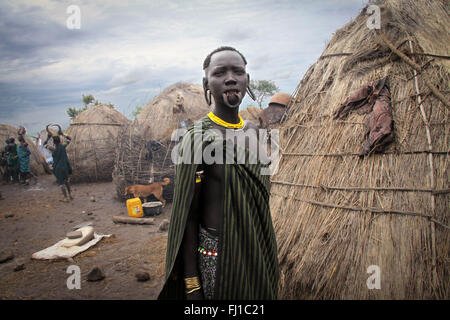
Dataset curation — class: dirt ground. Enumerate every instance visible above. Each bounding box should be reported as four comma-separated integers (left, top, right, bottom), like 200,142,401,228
0,174,170,300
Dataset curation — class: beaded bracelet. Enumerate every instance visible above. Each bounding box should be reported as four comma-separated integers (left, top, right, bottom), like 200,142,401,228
198,246,218,257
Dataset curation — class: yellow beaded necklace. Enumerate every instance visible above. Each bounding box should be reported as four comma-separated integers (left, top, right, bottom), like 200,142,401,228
207,112,244,129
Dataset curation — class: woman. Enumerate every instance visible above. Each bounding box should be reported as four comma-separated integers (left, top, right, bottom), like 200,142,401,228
44,127,73,202
17,141,31,185
159,47,278,300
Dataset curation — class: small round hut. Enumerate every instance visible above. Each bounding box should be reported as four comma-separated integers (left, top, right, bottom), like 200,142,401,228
65,105,130,183
113,82,210,202
239,106,263,125
259,93,292,129
271,0,449,299
136,82,210,141
0,124,51,176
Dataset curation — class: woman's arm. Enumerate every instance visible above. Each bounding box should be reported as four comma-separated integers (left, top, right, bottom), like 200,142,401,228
181,165,204,300
63,135,71,147
43,136,56,153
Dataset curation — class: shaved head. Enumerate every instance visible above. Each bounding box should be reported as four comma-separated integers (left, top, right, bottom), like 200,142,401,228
203,46,247,71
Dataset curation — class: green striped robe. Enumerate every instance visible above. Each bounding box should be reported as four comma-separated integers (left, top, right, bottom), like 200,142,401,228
158,116,278,300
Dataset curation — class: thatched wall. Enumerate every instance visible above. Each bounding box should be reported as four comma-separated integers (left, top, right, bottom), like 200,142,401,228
112,125,176,202
0,124,51,176
113,82,210,202
65,105,130,183
271,0,449,299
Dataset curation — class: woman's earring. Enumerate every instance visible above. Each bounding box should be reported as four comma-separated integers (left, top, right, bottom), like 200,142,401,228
246,86,256,101
205,89,212,106
203,89,209,105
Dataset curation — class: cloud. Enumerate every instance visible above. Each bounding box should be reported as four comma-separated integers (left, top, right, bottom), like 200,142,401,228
273,70,293,80
0,0,366,133
109,67,152,87
98,86,126,95
219,26,256,43
0,2,90,61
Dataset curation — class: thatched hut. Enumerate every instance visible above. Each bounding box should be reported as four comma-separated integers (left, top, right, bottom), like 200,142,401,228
0,124,51,176
65,105,130,183
113,82,210,202
271,0,449,299
259,93,292,129
239,106,263,124
136,82,210,142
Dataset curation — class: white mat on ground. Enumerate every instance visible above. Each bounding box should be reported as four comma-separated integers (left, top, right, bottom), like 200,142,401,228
31,233,111,260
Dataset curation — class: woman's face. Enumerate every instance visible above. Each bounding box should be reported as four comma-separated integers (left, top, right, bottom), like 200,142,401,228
204,50,248,109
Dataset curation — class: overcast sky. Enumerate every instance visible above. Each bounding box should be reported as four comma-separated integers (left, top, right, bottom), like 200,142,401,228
0,0,367,134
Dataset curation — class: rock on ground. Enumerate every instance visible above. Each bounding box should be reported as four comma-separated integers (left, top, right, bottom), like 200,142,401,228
135,271,150,282
87,266,105,282
0,249,14,263
158,219,169,232
13,263,25,272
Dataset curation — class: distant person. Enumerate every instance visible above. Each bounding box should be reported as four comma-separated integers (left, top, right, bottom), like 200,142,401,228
5,137,19,183
0,149,8,183
173,93,186,129
16,127,32,185
173,93,186,114
44,127,73,202
17,140,31,185
35,132,53,165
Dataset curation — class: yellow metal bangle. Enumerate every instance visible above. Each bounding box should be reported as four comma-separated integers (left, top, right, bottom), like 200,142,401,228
184,276,201,290
186,286,201,295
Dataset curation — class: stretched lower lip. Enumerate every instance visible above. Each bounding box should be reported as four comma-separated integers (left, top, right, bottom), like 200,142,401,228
223,91,242,106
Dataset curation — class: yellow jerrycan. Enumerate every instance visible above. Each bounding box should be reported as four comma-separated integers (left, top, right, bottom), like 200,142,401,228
126,198,143,218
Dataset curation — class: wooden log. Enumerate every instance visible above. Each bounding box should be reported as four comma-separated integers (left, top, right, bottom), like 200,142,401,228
112,216,155,225
377,30,450,109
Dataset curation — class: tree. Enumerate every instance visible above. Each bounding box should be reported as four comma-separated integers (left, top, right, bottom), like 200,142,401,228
67,94,114,121
82,94,95,107
66,106,85,120
131,105,143,119
67,94,94,121
249,80,279,108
